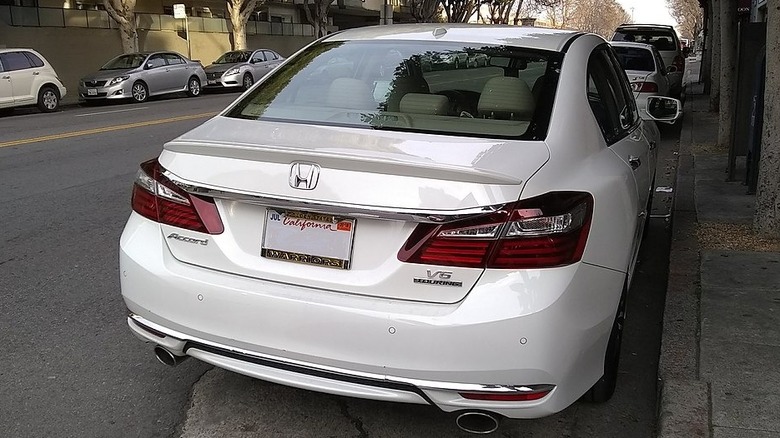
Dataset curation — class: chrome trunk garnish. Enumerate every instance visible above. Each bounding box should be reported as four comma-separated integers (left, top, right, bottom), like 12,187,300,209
162,170,507,224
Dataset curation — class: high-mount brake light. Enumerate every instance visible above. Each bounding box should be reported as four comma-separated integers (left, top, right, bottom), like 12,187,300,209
398,192,593,269
131,158,224,234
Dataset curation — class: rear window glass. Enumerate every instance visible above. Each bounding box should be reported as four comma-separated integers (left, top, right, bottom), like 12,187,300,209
24,52,45,68
613,30,678,51
225,40,562,140
612,46,655,72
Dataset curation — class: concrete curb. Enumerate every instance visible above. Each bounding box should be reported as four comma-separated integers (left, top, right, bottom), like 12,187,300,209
656,86,712,437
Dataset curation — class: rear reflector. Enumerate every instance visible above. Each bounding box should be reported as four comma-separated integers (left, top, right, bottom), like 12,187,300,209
131,158,224,234
398,192,593,269
459,389,552,402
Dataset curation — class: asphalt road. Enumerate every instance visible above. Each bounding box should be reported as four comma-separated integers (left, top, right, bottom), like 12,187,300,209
0,91,680,438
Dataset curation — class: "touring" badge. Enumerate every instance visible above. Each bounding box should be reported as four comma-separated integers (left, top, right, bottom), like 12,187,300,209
413,270,462,287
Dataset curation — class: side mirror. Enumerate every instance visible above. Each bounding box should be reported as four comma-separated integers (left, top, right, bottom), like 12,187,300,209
666,65,677,74
146,62,155,70
645,96,682,124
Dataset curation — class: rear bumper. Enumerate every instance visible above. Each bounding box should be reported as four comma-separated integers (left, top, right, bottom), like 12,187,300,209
120,213,626,419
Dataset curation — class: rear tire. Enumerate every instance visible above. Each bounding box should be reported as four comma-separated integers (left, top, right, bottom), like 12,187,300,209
37,86,60,112
583,284,626,402
186,76,201,97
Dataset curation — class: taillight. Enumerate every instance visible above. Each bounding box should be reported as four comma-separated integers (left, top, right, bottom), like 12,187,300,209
631,82,658,93
131,158,224,234
398,192,592,269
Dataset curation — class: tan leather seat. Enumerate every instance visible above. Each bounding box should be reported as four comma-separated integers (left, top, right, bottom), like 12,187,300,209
478,77,536,120
399,93,449,115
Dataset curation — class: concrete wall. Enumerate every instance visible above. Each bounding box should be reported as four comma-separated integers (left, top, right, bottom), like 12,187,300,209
0,20,314,103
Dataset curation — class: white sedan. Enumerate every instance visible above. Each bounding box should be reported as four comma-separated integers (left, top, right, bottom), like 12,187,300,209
610,41,673,117
120,24,680,434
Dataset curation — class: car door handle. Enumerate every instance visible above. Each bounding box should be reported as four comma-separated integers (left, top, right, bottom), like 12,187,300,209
1,75,10,80
629,156,641,170
33,71,40,75
649,141,657,151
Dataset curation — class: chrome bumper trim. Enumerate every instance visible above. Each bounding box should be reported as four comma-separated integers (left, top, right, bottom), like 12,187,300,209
162,169,506,224
129,313,554,396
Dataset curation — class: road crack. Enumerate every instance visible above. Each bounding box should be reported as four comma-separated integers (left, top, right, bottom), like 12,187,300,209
337,399,369,438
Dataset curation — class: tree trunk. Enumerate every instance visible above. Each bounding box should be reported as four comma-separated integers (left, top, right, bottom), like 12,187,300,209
754,0,780,237
718,0,737,149
103,0,138,53
228,2,247,50
119,18,136,53
701,0,712,90
709,0,720,112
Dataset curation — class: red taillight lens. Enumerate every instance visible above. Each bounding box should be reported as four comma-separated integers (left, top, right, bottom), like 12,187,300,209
398,192,593,269
130,158,223,234
631,82,658,93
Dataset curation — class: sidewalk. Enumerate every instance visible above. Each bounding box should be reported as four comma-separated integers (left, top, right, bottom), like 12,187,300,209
657,83,780,437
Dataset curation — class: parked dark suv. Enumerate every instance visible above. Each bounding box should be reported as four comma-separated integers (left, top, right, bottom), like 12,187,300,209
611,24,685,98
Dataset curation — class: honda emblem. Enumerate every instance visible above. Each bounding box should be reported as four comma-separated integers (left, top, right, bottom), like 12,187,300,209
289,162,320,190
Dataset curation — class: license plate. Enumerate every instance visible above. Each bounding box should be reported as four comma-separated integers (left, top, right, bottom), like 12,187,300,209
261,209,355,269
87,88,97,96
208,80,217,85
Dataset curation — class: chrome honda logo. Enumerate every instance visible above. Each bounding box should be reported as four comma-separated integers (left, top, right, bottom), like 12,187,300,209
289,162,320,190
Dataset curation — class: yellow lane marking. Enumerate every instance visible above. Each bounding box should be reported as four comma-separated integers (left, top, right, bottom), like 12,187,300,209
0,112,218,149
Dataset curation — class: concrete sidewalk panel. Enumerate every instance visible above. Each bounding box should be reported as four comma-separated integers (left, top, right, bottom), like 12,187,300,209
714,427,780,438
701,340,780,432
701,251,780,290
657,379,710,438
694,155,755,224
702,286,780,346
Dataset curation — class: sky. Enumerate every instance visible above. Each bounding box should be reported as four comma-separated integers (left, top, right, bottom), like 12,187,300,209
616,0,679,27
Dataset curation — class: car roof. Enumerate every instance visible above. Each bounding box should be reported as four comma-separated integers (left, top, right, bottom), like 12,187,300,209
615,24,676,30
609,41,657,51
324,24,584,53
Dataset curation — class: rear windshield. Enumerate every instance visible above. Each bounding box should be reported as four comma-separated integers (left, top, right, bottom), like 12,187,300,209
612,30,678,51
612,46,655,72
225,40,562,140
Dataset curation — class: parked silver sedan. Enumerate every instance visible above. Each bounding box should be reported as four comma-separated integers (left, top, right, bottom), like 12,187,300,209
203,49,284,91
78,52,207,103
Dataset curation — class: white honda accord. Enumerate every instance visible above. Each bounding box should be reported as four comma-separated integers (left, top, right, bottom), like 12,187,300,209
120,24,680,433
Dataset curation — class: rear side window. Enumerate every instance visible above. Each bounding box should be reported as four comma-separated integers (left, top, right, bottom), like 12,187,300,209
0,52,33,71
226,40,562,140
613,30,678,52
164,54,184,65
24,52,45,68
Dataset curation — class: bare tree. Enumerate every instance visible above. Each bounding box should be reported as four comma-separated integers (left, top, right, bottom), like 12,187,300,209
717,0,737,149
440,0,478,23
303,0,331,38
666,0,703,41
227,0,265,50
409,0,440,22
560,0,629,38
709,0,720,112
755,0,780,237
540,0,574,28
103,0,138,54
481,0,517,24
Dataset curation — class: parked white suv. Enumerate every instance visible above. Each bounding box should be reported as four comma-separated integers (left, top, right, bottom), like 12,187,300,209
611,24,685,98
0,48,66,113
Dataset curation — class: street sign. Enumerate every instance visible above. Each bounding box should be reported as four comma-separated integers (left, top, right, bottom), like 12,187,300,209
173,4,186,19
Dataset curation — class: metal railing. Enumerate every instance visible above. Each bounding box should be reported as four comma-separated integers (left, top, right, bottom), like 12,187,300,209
0,5,315,37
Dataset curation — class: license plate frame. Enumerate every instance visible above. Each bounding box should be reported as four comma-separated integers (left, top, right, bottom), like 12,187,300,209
87,88,98,96
261,209,356,270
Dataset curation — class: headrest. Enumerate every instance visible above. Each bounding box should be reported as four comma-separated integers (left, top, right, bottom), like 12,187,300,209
399,93,449,115
326,78,375,110
478,77,535,120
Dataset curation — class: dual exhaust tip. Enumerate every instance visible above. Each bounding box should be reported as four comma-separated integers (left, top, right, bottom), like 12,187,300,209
153,346,501,434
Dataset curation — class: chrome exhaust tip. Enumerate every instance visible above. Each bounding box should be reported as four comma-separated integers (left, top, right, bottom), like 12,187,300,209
154,346,188,367
455,411,501,434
